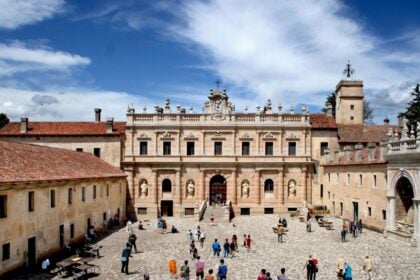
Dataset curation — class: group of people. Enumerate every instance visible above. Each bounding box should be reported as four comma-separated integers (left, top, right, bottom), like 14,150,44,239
341,219,363,242
174,258,227,280
336,256,373,280
257,268,288,280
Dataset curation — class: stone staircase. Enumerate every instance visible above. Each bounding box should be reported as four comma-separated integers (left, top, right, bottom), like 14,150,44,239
201,205,227,223
384,229,415,246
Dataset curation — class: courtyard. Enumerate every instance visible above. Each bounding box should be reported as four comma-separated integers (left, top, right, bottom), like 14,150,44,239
21,213,420,280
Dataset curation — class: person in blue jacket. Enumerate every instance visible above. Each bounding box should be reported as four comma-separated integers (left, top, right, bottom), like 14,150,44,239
344,262,352,280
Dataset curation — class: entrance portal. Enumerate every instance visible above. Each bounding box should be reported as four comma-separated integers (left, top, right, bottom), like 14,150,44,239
395,177,414,225
210,175,227,205
161,200,173,217
352,202,359,222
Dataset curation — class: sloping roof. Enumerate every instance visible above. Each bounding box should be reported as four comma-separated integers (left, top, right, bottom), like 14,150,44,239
0,141,126,183
309,114,337,129
337,124,396,143
0,121,126,136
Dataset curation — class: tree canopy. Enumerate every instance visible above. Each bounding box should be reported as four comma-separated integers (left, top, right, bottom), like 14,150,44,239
0,113,9,129
321,92,336,118
400,83,420,134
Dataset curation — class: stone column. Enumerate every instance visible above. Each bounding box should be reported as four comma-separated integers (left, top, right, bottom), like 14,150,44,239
231,169,237,204
386,195,396,230
256,132,260,155
153,170,158,205
278,167,284,204
200,169,205,202
154,132,158,155
303,167,308,202
175,170,181,204
413,198,420,246
256,170,261,204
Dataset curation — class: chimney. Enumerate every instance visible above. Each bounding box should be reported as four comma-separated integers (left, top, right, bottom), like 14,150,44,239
344,145,351,161
20,117,28,133
355,143,363,161
94,108,102,122
326,102,333,116
106,117,114,133
367,142,376,161
383,117,390,125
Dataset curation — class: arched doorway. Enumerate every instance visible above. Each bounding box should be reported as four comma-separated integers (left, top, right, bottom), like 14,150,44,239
210,175,226,205
395,177,414,225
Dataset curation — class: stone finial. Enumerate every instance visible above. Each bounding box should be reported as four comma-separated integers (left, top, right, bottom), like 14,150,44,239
383,116,390,125
290,105,294,114
264,99,272,113
355,143,363,161
387,128,393,138
367,142,376,161
176,104,181,112
127,104,135,113
143,104,147,113
301,104,306,113
401,118,409,140
344,145,351,161
278,104,282,113
164,98,171,113
244,105,248,112
410,128,415,139
256,106,260,113
189,105,193,113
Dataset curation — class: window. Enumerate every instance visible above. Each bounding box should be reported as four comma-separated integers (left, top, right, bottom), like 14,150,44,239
320,184,323,198
162,179,172,193
93,185,97,199
28,191,34,212
82,187,86,202
184,208,195,216
163,142,171,155
336,173,339,183
187,142,195,155
265,142,273,156
93,148,101,158
70,224,75,239
140,142,148,155
328,191,330,199
382,210,386,220
373,175,377,187
350,104,354,110
368,207,372,216
320,142,328,156
264,179,274,193
76,148,83,152
68,188,73,205
340,202,343,216
350,116,354,120
240,208,250,215
214,142,222,155
2,243,10,261
346,173,350,185
359,174,363,185
50,190,56,208
242,142,250,156
328,173,331,182
106,184,109,197
264,208,274,214
137,208,147,215
288,142,296,156
0,195,7,218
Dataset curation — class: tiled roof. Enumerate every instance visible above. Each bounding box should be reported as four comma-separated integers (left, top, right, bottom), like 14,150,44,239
0,141,126,183
309,114,337,129
337,124,396,143
0,121,126,136
322,147,386,166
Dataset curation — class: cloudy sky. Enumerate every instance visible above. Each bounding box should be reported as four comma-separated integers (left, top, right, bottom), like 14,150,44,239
0,0,419,123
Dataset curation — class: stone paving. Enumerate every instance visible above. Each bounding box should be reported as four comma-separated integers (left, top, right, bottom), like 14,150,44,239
15,213,420,279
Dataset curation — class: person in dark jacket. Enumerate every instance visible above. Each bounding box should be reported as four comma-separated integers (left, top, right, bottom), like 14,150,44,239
121,243,132,274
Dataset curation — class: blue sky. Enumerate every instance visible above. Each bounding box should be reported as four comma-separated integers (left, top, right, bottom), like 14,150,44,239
0,0,419,123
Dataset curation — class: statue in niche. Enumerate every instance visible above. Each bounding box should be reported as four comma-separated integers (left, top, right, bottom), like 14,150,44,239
187,181,195,198
140,180,148,197
241,180,250,198
288,180,296,198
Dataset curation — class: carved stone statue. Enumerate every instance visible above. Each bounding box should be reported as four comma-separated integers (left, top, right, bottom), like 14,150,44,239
288,180,296,198
187,181,195,197
140,181,148,197
241,181,249,198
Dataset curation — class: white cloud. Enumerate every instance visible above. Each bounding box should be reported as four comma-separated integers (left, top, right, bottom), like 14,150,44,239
0,41,90,76
0,0,65,29
168,0,420,123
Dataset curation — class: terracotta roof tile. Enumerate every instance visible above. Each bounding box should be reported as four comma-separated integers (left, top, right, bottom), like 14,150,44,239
0,121,126,136
0,141,126,183
337,124,396,143
309,114,337,129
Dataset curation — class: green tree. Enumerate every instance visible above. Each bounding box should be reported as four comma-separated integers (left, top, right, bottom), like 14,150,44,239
321,92,336,117
0,113,9,129
400,83,420,134
363,101,374,124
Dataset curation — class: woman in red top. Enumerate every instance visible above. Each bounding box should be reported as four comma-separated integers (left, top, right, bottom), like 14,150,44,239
246,235,252,252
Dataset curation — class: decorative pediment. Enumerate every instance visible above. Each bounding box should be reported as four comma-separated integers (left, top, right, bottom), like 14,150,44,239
211,131,226,140
160,131,175,140
263,131,277,141
286,132,300,141
184,132,198,141
239,133,253,141
137,133,151,140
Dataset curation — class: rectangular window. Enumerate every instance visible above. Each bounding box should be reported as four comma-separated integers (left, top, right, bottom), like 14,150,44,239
320,184,323,198
336,173,339,183
184,208,195,216
68,188,73,205
265,142,273,156
106,184,109,197
70,224,75,239
214,142,223,155
76,148,83,152
242,142,250,156
264,208,274,214
346,173,350,185
82,187,85,202
2,243,10,261
350,104,354,110
0,195,7,218
28,191,34,212
288,142,296,156
137,207,147,215
93,185,96,199
140,141,148,155
373,175,377,187
359,174,363,185
93,148,101,158
382,210,386,220
163,141,171,155
368,207,372,216
320,142,328,156
187,142,195,156
340,202,343,216
50,190,56,208
240,208,250,215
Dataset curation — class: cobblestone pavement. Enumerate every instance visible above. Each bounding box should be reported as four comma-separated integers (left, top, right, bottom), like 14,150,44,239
21,214,420,279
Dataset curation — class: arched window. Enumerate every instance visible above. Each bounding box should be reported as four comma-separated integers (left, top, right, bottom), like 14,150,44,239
264,179,274,193
162,179,172,193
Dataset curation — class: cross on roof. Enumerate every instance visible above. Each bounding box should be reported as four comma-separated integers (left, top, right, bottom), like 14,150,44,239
343,60,355,78
215,78,222,89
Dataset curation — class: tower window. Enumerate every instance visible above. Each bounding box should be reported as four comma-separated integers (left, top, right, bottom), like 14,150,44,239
350,104,354,110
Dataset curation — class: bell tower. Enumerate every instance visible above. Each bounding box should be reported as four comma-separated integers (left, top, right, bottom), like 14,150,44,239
335,61,364,125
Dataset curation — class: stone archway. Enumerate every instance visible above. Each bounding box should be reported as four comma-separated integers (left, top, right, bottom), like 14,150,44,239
210,175,226,206
395,177,414,226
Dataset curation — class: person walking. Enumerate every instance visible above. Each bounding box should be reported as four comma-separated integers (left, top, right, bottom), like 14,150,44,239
199,230,206,248
120,243,131,275
217,259,228,280
128,233,138,253
180,260,190,280
223,239,230,258
344,262,352,280
257,268,268,280
229,239,236,257
210,214,215,225
189,240,196,260
196,256,205,280
336,257,345,279
304,255,317,280
362,256,373,280
277,225,285,243
246,235,252,253
168,259,177,278
205,269,215,280
277,268,288,280
212,239,221,257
